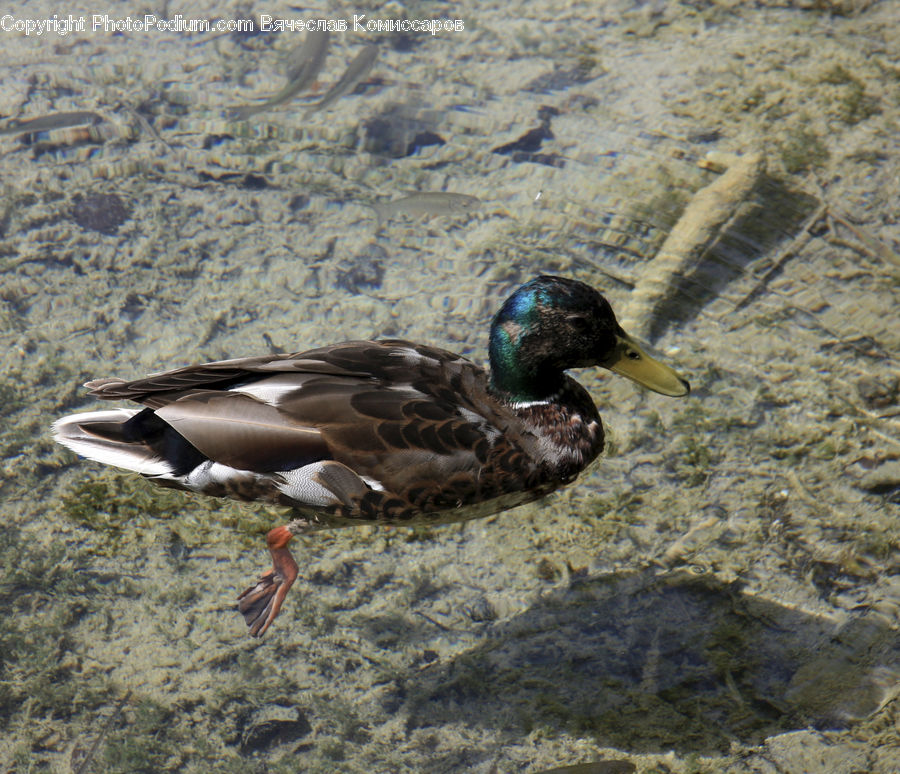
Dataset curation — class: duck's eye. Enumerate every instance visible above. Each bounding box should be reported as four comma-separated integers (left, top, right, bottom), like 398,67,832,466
568,315,591,333
627,349,641,360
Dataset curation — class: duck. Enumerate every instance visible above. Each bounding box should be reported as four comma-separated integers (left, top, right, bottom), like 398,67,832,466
52,275,690,637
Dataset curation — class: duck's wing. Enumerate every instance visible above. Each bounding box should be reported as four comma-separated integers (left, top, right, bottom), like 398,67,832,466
85,340,389,409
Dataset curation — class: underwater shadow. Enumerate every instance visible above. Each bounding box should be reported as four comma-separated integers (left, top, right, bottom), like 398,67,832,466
401,569,897,755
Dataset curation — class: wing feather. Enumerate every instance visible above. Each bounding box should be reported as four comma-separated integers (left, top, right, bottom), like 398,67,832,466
156,391,329,471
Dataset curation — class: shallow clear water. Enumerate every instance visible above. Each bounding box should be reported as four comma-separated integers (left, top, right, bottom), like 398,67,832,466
1,1,897,772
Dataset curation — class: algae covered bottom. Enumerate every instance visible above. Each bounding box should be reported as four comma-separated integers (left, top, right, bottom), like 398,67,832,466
1,0,898,772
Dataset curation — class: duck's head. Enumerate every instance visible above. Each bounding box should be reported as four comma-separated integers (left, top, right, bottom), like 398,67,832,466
488,275,690,402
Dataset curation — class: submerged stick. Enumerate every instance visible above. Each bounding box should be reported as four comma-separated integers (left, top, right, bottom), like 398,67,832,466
620,150,765,340
730,201,827,313
73,689,132,774
827,207,900,268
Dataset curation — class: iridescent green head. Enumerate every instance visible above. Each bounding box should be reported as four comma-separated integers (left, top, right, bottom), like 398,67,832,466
488,275,690,402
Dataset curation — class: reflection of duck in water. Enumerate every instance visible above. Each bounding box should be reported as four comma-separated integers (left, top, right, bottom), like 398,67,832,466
53,276,689,637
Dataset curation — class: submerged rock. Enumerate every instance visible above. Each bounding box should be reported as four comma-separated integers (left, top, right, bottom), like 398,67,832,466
336,244,387,294
70,192,131,235
240,704,311,752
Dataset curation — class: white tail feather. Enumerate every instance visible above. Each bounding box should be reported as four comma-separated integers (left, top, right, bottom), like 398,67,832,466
52,410,174,477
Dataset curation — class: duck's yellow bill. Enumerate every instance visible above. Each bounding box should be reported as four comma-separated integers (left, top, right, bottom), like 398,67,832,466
607,333,690,397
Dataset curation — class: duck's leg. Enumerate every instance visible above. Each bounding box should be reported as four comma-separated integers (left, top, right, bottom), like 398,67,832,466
237,525,298,637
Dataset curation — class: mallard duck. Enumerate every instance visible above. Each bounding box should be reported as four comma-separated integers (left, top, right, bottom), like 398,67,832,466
53,276,689,637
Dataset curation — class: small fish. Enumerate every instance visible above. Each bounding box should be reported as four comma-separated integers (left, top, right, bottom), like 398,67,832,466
284,34,322,81
0,111,102,136
229,31,331,120
370,192,481,224
124,106,170,151
303,44,378,118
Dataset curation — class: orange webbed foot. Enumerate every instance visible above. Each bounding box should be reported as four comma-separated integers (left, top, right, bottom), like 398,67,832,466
237,525,297,638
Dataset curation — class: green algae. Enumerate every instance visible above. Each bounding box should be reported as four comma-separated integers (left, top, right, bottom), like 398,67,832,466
674,436,713,487
0,378,25,415
780,125,831,174
58,468,277,556
100,698,186,773
0,527,121,741
819,64,882,125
